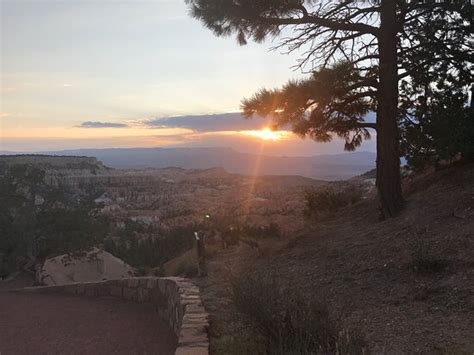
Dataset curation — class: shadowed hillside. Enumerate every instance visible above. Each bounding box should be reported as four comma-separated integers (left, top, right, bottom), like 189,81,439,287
198,163,474,354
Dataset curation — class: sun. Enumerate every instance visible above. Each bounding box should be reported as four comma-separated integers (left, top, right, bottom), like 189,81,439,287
244,127,289,141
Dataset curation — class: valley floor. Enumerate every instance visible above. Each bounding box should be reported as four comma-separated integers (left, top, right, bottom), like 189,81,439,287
198,163,474,354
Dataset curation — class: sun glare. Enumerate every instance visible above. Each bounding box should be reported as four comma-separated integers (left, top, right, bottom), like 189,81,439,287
243,128,289,141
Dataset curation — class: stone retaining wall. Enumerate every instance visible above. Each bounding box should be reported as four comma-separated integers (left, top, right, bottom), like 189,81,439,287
14,277,209,355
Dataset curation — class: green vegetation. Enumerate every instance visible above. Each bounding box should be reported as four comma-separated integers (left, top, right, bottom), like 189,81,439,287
304,186,362,219
0,163,108,277
212,212,281,239
241,223,282,240
103,217,283,272
0,162,197,277
231,269,366,354
35,205,109,259
103,222,194,270
402,105,474,170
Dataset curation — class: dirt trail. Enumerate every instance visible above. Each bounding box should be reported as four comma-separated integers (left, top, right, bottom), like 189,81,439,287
0,292,177,355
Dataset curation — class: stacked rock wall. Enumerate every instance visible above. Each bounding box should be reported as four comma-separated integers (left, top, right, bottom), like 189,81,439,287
14,277,208,355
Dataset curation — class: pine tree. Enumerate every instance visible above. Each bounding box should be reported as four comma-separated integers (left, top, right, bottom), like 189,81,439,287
186,0,473,217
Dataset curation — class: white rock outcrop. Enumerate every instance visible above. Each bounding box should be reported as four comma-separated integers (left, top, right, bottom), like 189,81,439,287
39,248,135,285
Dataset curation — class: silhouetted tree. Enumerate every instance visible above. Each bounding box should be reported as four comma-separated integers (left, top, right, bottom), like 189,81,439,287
398,6,474,168
186,0,473,217
400,96,474,169
241,62,375,151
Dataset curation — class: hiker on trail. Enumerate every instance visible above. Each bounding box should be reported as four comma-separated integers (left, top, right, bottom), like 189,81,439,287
195,213,212,277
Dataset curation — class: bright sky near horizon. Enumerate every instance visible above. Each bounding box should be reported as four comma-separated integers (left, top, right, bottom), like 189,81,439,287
0,0,376,155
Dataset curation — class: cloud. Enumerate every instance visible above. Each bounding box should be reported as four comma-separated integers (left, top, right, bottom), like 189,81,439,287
143,112,272,132
79,121,128,128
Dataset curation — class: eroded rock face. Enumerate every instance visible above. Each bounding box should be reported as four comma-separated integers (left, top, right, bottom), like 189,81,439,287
39,248,135,285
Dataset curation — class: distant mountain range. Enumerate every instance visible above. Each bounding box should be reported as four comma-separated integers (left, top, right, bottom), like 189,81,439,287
3,147,376,181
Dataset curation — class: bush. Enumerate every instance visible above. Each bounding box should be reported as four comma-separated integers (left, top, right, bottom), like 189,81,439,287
214,333,267,355
206,212,282,247
242,223,282,240
304,186,362,218
411,241,450,274
231,270,366,354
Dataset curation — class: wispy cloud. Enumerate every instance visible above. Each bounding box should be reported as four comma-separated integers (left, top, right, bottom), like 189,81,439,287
143,112,271,132
79,121,128,128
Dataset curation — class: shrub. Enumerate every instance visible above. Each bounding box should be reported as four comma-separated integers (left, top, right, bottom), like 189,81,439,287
206,212,282,247
304,186,362,218
242,223,282,240
214,333,267,355
231,270,366,354
411,241,450,274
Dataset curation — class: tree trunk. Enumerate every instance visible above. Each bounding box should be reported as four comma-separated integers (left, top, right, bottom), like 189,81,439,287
376,0,404,218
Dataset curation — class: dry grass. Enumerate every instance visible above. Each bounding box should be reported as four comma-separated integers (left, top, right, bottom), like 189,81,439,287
231,269,366,354
198,163,474,354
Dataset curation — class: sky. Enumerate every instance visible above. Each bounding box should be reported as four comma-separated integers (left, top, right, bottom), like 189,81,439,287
0,0,376,155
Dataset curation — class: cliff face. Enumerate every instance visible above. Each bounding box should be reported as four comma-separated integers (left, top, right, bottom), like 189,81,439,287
0,155,110,188
0,155,362,236
0,155,107,172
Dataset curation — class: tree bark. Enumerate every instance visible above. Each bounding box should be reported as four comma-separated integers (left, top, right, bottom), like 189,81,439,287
376,0,404,218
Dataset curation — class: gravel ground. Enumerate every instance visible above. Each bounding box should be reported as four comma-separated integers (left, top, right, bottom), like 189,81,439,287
0,292,177,355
